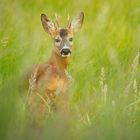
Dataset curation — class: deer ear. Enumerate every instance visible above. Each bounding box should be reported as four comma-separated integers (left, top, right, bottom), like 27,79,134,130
69,12,84,33
41,14,56,35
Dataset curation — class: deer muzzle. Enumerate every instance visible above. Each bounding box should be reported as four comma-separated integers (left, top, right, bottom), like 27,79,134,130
60,46,71,57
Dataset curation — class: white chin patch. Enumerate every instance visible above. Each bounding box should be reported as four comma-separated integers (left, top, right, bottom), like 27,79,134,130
61,52,71,58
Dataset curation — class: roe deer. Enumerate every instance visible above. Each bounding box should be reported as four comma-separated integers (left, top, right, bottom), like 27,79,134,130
26,12,84,116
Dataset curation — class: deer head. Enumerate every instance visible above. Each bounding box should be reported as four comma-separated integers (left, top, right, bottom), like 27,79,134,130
41,12,84,58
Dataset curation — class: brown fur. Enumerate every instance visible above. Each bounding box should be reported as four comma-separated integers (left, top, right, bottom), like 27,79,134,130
26,12,84,117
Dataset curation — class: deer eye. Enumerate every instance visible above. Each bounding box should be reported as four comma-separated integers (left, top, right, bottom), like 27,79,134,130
55,38,61,43
69,38,73,42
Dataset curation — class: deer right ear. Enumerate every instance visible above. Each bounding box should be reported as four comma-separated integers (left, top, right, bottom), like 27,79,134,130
41,14,56,36
69,12,84,33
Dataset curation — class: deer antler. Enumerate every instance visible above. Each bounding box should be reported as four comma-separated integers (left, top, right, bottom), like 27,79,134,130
55,13,60,28
67,13,71,28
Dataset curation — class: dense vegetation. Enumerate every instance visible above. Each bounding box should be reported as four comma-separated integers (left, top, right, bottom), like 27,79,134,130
0,0,140,139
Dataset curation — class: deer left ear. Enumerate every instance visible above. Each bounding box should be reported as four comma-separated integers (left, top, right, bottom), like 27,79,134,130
41,14,56,36
69,12,84,33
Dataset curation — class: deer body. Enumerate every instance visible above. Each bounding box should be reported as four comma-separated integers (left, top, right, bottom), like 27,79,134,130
27,12,84,115
30,50,70,97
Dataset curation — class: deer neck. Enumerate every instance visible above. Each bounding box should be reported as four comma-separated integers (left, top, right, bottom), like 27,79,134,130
48,49,70,72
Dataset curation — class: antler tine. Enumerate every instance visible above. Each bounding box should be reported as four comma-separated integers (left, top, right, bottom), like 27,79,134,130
55,13,60,28
67,13,71,28
67,13,70,22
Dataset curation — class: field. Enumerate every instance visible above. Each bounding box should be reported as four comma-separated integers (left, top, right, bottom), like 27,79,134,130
0,0,140,139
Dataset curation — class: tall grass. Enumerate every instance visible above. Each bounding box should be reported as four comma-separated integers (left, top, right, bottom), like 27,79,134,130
0,0,140,139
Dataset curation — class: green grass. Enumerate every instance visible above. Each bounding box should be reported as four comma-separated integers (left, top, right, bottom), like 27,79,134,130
0,0,140,139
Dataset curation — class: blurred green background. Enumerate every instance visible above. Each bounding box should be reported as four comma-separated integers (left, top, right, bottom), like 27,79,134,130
0,0,140,139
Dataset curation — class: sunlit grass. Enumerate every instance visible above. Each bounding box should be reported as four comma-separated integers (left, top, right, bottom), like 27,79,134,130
0,0,140,139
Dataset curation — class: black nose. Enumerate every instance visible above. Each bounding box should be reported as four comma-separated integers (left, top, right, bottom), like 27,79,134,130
60,48,71,55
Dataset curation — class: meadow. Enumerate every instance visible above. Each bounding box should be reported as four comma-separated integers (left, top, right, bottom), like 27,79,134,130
0,0,140,139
